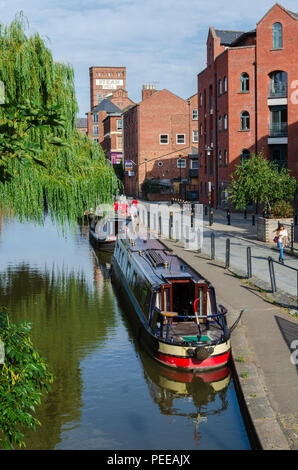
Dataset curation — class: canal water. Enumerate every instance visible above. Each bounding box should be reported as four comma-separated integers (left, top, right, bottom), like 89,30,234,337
0,216,251,450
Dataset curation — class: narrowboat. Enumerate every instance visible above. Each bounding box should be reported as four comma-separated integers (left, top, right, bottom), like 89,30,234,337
89,215,130,252
111,235,231,371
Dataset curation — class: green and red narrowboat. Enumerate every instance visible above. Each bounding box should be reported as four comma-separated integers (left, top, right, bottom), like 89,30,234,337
111,235,231,371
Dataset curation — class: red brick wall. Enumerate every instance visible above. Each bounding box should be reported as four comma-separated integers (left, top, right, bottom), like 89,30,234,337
256,4,298,179
123,89,196,197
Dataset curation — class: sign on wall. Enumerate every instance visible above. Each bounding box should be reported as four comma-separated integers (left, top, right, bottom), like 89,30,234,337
96,79,123,89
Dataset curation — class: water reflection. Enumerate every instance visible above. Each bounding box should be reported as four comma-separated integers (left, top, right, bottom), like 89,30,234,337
0,217,250,450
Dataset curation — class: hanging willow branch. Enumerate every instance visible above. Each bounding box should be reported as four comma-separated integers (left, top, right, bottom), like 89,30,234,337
0,12,120,227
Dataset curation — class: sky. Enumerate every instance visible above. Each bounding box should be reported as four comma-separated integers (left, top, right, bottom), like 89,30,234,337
0,0,297,116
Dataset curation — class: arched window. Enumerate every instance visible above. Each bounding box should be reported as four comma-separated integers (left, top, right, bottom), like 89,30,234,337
269,70,287,97
224,150,228,167
224,114,228,130
241,149,250,163
240,73,249,92
219,150,222,167
218,115,222,130
272,22,282,49
240,111,250,131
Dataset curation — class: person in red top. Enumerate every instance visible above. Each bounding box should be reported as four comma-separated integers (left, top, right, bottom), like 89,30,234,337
131,199,138,207
114,201,119,212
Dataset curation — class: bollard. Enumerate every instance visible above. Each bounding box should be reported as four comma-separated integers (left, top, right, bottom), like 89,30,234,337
247,246,252,279
227,209,231,226
204,206,208,217
225,238,230,269
169,212,173,239
291,223,294,254
252,215,255,226
211,232,215,260
268,257,277,292
158,215,162,237
209,210,214,226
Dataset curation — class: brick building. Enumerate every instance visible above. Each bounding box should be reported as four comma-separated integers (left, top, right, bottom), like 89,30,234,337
102,112,123,165
123,85,199,200
197,3,298,208
76,117,87,136
87,66,134,161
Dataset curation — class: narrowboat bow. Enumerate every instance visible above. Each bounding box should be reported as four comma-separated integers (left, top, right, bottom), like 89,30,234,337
111,235,231,371
89,215,130,252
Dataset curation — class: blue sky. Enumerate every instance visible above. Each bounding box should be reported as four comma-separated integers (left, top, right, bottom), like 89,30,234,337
0,0,296,116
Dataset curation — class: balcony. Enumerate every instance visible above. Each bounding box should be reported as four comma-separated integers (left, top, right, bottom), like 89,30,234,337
267,82,287,106
268,122,288,144
268,82,287,98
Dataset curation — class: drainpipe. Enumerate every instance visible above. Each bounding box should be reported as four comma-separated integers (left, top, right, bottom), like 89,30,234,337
214,70,218,208
254,48,258,154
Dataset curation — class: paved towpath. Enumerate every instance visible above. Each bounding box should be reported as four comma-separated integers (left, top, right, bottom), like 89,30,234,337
161,237,298,450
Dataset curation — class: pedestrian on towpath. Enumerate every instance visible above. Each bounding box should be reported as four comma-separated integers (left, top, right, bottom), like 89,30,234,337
274,224,288,264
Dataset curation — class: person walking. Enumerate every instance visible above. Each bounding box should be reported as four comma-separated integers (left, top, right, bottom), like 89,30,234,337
274,224,288,264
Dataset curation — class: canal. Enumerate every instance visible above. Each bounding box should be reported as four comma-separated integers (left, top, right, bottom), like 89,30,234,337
0,216,251,450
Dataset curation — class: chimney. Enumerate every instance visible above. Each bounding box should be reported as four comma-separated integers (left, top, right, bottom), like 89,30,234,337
142,83,156,101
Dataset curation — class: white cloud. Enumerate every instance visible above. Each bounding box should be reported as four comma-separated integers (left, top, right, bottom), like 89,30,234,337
0,0,297,114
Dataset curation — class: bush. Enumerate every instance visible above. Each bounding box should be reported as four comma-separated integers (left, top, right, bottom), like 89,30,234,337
0,310,53,449
270,200,294,218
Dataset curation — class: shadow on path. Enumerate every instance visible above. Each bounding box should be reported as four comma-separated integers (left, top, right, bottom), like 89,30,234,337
275,316,298,374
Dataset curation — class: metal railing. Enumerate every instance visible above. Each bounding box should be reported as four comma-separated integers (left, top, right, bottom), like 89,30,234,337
268,82,287,98
268,122,288,137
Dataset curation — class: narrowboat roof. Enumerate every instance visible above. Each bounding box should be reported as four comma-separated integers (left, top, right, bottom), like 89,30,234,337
119,235,207,287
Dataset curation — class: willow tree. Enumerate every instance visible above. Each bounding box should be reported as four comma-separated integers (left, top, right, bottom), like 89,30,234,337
0,13,119,227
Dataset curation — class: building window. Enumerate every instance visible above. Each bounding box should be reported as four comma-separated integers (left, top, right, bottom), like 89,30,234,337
219,79,222,95
107,72,111,76
218,116,222,131
92,113,98,123
117,119,122,129
199,93,202,106
192,109,198,120
93,126,99,136
240,111,250,131
209,43,212,65
224,114,228,130
241,149,250,163
272,22,282,49
192,130,199,143
200,182,203,195
97,72,101,77
190,160,198,169
116,135,122,149
240,73,249,92
160,134,169,144
200,123,203,135
176,134,185,144
224,150,228,167
97,92,103,103
177,158,186,168
219,151,222,167
269,70,287,97
157,161,164,167
224,76,228,92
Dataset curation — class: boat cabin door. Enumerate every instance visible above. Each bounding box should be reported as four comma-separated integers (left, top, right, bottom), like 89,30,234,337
161,284,172,312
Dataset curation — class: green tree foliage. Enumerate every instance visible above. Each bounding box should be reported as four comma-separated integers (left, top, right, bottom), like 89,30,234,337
229,152,297,213
0,13,119,226
0,310,53,449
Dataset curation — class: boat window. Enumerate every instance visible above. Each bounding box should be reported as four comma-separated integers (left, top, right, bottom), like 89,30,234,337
102,223,107,233
132,271,137,288
162,286,171,311
207,290,213,315
126,261,131,279
155,292,161,309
